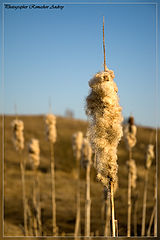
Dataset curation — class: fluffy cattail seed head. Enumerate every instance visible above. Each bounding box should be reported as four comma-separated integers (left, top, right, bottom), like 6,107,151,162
126,159,137,189
11,119,24,152
86,69,123,189
81,137,92,168
72,131,83,158
124,116,137,150
45,114,57,143
146,144,154,169
28,138,40,170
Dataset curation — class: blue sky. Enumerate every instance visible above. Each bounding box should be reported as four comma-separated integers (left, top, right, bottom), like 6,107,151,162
1,0,160,127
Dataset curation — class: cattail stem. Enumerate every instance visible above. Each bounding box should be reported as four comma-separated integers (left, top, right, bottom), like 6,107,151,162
32,169,42,236
36,171,42,235
114,220,118,236
20,153,28,236
133,197,138,236
50,141,57,236
147,202,156,236
110,182,115,237
27,203,33,236
127,148,132,237
141,169,148,236
104,195,111,236
154,173,157,236
85,163,91,237
74,151,81,238
154,200,157,236
33,172,38,236
127,169,132,237
103,16,107,72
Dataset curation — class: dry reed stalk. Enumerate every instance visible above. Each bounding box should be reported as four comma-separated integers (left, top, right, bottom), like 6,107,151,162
103,182,117,236
50,141,57,236
133,190,138,236
81,137,92,237
127,169,131,237
134,200,138,236
114,220,118,236
152,146,156,236
86,17,123,237
147,204,156,236
45,114,57,236
154,192,157,237
126,159,137,237
124,116,137,237
141,144,154,236
11,119,28,236
28,138,41,236
72,131,83,238
27,201,34,236
104,188,111,236
147,174,157,236
111,182,115,237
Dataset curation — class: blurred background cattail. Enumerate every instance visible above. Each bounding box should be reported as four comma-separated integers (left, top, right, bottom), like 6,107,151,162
45,113,57,236
72,131,83,239
72,131,83,159
124,116,137,157
11,118,28,235
11,119,24,152
45,114,57,143
146,144,154,169
81,137,92,168
28,138,41,236
126,159,137,189
28,139,40,170
124,116,137,237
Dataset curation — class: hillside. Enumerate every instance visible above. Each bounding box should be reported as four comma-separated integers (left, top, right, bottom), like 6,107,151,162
1,115,159,237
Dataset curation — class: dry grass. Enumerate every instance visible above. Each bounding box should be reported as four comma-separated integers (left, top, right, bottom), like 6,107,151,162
1,115,159,236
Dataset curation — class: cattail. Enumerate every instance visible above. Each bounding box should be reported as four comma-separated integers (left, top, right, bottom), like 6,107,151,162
72,131,83,158
45,114,57,143
86,70,123,189
72,131,83,238
81,137,92,168
28,138,41,236
28,139,40,170
124,116,137,237
86,17,123,237
141,144,155,236
146,144,154,169
11,118,28,235
126,159,137,189
81,137,92,238
124,116,137,152
11,119,24,151
45,113,57,236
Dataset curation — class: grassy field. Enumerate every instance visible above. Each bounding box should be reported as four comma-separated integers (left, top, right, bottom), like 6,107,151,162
1,115,159,237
